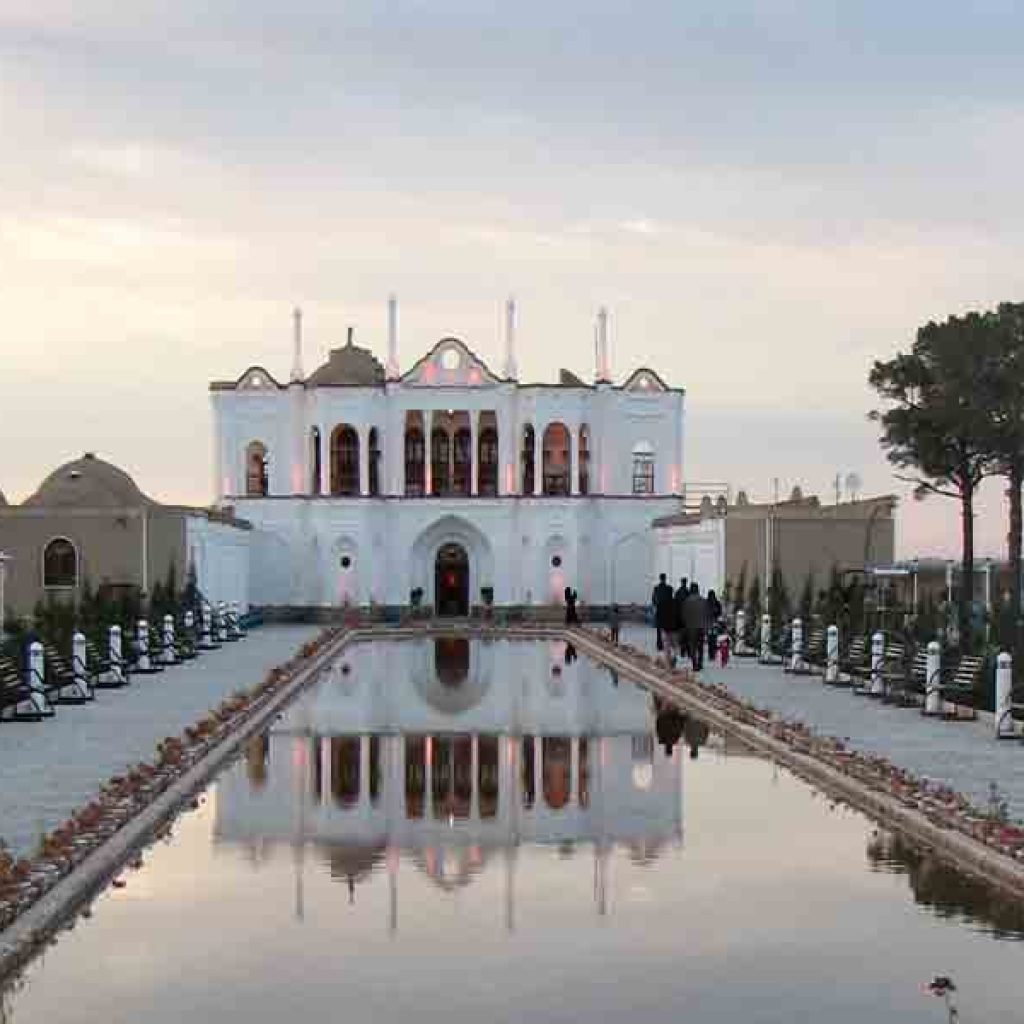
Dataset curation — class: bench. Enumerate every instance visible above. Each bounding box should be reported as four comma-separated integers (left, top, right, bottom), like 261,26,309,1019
85,638,131,688
0,654,55,722
922,654,983,720
853,641,906,698
830,635,867,687
785,627,825,676
882,647,932,708
42,642,94,704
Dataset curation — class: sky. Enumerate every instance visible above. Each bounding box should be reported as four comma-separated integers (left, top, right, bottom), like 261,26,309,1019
3,1,1024,558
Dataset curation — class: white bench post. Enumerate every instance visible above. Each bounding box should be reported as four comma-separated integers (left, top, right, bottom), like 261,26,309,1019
201,603,213,648
217,603,228,643
137,619,151,672
760,614,771,663
735,609,747,655
72,631,92,698
26,641,50,715
162,613,176,665
870,631,885,695
925,640,942,716
109,624,123,684
825,624,840,683
995,651,1014,738
790,617,804,672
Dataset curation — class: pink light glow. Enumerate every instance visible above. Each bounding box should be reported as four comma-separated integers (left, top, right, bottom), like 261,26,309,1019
292,739,307,769
291,464,303,493
424,362,436,382
670,466,680,492
424,735,433,766
221,476,231,496
468,368,481,384
505,464,514,492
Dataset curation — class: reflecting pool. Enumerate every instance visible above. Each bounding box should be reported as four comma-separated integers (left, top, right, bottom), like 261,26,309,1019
3,638,1024,1023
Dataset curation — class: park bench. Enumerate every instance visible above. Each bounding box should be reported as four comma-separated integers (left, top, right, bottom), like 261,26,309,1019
42,642,94,704
785,627,825,676
0,654,54,722
852,640,906,698
922,653,983,721
833,635,868,688
85,637,131,688
882,647,933,708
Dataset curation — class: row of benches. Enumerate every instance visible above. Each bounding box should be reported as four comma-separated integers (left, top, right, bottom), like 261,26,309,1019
733,622,990,722
0,606,247,723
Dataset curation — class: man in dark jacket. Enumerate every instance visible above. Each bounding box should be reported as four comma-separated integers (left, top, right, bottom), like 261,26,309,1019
651,573,675,652
683,582,707,671
674,578,690,662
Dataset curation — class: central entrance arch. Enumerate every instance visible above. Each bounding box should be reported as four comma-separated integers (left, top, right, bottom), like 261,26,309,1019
435,543,469,616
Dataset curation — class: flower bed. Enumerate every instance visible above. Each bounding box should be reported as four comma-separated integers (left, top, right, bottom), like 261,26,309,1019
0,626,344,935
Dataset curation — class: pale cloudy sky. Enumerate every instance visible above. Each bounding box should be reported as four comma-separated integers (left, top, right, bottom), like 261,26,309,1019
3,1,1024,557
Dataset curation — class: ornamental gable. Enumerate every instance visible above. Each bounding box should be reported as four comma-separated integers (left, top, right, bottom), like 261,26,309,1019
401,338,501,388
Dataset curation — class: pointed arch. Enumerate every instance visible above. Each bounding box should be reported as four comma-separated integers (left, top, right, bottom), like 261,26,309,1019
542,422,570,496
330,424,360,495
245,441,269,496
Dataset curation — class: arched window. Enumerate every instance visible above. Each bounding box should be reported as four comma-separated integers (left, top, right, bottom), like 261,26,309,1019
330,425,360,495
245,441,269,497
542,736,571,809
632,441,655,494
43,538,78,588
310,428,322,496
478,426,498,496
578,425,591,495
521,424,535,495
368,427,381,496
542,422,570,496
405,427,425,496
431,429,450,496
452,427,471,495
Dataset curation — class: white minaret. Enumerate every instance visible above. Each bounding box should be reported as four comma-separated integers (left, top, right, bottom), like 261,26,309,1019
504,296,518,379
387,294,399,379
290,307,304,383
595,306,610,382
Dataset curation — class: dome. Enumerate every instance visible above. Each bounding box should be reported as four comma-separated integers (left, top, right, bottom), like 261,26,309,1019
306,337,385,387
24,453,155,509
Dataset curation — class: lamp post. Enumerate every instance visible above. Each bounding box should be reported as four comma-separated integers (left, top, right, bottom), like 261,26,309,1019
0,551,10,644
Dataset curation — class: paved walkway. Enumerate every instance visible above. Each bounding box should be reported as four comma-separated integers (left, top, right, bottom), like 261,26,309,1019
612,623,1024,822
0,625,319,856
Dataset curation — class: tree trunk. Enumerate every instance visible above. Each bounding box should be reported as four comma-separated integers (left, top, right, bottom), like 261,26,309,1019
961,484,975,651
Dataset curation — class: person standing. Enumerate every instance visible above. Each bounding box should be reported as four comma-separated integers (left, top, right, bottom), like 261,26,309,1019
706,588,723,664
652,573,675,651
564,585,579,625
608,603,621,644
674,578,690,663
683,582,707,671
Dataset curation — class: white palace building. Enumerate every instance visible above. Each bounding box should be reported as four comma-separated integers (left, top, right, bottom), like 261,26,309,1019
212,300,688,613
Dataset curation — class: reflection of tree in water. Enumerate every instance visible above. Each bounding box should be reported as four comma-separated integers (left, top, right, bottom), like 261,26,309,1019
652,696,710,760
245,733,269,789
867,831,1024,940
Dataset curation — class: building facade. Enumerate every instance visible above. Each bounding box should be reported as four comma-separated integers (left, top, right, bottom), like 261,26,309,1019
0,453,250,617
211,303,685,611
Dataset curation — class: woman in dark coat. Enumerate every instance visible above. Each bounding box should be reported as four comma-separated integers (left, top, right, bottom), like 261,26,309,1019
564,586,579,625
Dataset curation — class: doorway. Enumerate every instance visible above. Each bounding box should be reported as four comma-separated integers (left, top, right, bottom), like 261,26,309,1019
435,543,470,615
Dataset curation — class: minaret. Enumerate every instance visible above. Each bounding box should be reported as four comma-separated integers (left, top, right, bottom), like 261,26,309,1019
595,307,611,383
504,296,518,380
387,295,399,378
290,307,304,383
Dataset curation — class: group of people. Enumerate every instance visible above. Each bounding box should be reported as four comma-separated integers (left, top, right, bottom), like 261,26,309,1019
651,574,723,671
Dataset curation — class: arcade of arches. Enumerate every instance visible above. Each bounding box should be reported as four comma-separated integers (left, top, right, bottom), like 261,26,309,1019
249,732,592,818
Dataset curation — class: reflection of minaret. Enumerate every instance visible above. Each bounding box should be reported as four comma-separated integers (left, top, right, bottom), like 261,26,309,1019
594,736,608,916
504,734,519,933
292,735,307,922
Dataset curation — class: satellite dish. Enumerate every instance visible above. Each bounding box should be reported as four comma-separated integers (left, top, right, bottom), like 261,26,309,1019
845,472,862,502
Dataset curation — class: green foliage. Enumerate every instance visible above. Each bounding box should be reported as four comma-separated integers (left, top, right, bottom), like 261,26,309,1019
746,574,762,621
732,563,747,613
799,572,815,623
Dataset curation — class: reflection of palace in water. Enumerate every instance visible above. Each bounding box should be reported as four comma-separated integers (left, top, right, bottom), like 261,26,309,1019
214,638,686,920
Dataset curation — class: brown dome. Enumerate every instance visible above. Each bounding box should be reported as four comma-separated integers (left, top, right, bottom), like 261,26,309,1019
25,453,154,508
306,340,385,387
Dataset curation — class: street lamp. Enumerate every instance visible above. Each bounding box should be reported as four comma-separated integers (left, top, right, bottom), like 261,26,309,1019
0,551,11,645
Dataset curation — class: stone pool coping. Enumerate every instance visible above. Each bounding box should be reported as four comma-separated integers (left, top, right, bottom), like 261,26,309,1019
3,620,1023,985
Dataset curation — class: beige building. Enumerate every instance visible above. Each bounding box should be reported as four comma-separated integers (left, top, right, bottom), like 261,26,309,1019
654,489,897,598
0,453,251,618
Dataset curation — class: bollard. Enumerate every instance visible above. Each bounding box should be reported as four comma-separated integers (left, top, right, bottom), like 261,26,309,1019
790,618,804,672
26,641,50,716
162,614,176,665
869,631,885,696
201,603,213,648
925,641,942,716
735,609,747,655
109,624,124,684
825,624,840,684
217,603,228,643
137,619,151,673
760,614,771,663
72,631,92,699
995,651,1014,739
184,609,194,632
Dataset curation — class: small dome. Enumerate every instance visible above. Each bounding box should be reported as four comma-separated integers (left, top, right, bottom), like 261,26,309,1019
25,453,154,508
306,339,385,387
